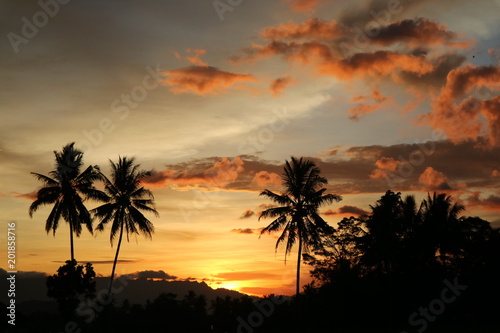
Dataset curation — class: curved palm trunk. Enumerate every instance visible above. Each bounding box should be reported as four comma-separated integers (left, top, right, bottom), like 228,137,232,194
108,222,124,297
296,236,302,296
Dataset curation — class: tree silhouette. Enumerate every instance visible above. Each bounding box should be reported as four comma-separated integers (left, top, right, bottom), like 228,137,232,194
91,156,158,296
420,192,465,266
259,156,341,295
46,259,96,321
29,143,107,261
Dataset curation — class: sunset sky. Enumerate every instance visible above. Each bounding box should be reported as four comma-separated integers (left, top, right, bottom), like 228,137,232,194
1,0,499,297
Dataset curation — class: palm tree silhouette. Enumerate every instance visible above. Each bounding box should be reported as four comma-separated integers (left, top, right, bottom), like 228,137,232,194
420,192,465,264
29,143,107,261
259,156,341,296
91,156,158,295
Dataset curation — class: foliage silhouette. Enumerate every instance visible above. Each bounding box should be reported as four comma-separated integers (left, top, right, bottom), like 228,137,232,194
29,142,108,261
259,156,341,296
91,156,158,296
11,188,500,332
46,259,96,322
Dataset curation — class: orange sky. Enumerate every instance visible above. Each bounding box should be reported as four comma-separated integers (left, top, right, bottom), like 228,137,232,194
1,0,499,297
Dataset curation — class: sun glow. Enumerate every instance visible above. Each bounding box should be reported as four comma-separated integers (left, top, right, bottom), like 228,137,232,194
215,281,241,291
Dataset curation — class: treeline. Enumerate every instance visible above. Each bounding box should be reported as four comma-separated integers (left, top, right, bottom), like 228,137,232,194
8,190,500,332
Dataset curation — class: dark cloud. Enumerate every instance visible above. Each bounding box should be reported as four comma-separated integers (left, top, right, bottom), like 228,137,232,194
400,53,467,88
466,192,500,211
323,205,369,216
126,270,178,280
270,76,296,96
240,210,256,219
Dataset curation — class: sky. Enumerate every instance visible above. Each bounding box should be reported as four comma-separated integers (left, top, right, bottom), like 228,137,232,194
0,0,499,297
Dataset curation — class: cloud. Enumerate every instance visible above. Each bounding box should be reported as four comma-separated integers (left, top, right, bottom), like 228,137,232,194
418,167,452,190
146,140,500,198
164,66,258,95
240,210,256,219
349,89,395,120
466,192,500,211
126,270,178,280
323,205,369,216
252,171,282,187
146,157,245,189
283,0,320,12
368,18,472,49
425,64,500,146
12,191,37,200
175,49,208,67
270,76,296,96
261,17,346,40
231,228,264,234
369,157,401,180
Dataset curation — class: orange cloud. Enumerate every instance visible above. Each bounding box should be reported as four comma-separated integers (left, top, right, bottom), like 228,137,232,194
252,171,282,187
12,191,37,200
418,167,451,190
283,0,320,12
175,49,208,67
426,64,500,146
349,90,395,120
270,76,296,96
164,66,258,95
261,17,345,40
480,96,500,147
146,157,244,189
369,157,400,179
185,49,208,67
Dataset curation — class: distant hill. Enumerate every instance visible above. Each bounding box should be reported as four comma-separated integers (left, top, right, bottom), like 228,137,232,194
1,268,253,315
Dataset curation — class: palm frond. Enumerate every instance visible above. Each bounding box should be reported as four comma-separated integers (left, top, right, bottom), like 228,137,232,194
30,172,59,186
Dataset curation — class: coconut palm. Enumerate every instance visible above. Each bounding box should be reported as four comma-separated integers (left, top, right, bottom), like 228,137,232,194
259,156,341,296
91,156,158,295
420,192,465,264
29,142,107,261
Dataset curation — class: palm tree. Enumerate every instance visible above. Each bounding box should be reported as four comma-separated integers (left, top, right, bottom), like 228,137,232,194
259,156,341,296
91,156,158,295
29,143,107,261
420,192,465,264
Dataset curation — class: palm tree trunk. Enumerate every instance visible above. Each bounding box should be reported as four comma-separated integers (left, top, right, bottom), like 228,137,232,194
296,236,302,296
69,222,74,262
108,222,124,297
